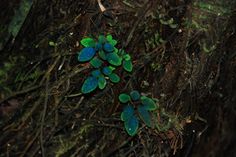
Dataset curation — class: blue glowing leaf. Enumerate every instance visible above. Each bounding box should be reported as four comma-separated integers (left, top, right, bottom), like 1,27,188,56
138,105,152,127
78,47,96,62
95,43,102,51
130,90,140,101
119,93,131,103
80,38,95,47
98,75,106,89
106,53,122,66
81,76,98,94
102,66,113,75
124,115,139,136
91,69,101,77
103,43,114,52
121,105,134,121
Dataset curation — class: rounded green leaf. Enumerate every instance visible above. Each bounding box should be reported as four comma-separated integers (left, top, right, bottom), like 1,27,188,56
98,35,106,44
78,47,96,62
170,24,178,29
119,93,131,103
110,40,117,46
106,35,117,46
130,90,140,101
98,50,106,60
108,73,120,83
123,60,133,72
141,96,158,111
102,66,113,75
168,18,174,24
106,34,113,41
81,76,98,94
106,53,122,66
49,41,56,47
108,66,116,71
98,75,106,89
90,57,103,68
103,43,114,52
123,54,131,61
114,48,119,53
80,38,95,47
138,105,152,127
121,105,134,121
91,69,101,77
124,115,139,136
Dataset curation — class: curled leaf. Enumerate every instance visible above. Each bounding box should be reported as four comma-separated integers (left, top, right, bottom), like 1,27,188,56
123,54,131,61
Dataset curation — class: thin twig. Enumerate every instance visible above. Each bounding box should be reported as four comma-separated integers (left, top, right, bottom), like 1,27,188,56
124,1,152,47
97,0,106,12
20,130,40,157
0,85,42,104
40,76,49,157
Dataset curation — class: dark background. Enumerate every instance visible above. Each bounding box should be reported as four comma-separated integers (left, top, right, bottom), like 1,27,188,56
0,0,236,156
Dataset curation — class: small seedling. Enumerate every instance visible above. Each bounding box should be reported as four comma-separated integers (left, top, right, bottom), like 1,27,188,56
119,90,159,136
159,14,178,29
77,34,133,94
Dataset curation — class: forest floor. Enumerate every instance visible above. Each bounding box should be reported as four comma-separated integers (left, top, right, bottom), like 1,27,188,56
0,0,236,157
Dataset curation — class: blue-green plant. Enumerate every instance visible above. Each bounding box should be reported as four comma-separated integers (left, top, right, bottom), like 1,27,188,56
119,90,159,136
77,34,133,94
